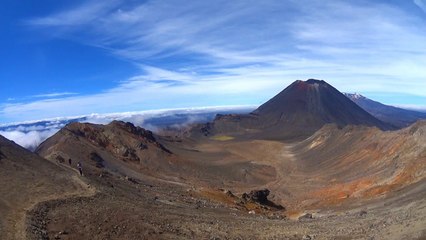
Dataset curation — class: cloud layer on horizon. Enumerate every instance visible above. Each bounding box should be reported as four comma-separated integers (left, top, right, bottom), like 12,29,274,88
1,0,426,122
0,106,254,150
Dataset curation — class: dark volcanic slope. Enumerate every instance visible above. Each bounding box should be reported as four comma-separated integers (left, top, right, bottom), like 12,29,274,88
36,121,178,179
0,135,90,240
345,93,426,128
207,79,392,140
253,79,390,129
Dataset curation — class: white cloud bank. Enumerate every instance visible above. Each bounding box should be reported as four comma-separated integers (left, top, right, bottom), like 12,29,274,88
0,129,58,151
0,106,254,150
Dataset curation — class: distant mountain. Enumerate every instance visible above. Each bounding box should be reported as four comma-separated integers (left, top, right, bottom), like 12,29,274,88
200,79,393,140
344,93,426,128
0,107,254,150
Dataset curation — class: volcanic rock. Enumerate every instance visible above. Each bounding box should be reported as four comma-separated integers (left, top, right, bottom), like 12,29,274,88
242,189,271,204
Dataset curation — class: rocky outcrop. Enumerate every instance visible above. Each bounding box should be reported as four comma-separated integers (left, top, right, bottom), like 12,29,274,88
240,189,284,210
242,189,270,204
109,120,156,142
89,152,104,168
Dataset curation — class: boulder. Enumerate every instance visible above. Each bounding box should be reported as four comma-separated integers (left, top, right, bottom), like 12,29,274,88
242,189,270,204
89,152,104,168
298,213,313,220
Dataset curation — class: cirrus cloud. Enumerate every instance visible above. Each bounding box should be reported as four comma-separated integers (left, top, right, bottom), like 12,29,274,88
1,0,425,123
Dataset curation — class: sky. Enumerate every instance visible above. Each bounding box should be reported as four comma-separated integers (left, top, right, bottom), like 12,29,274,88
1,0,426,124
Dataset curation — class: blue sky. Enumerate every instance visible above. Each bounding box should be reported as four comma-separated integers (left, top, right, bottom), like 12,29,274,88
1,0,426,123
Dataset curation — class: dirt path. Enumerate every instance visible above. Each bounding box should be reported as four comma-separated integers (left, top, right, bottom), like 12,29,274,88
3,174,95,240
264,143,298,186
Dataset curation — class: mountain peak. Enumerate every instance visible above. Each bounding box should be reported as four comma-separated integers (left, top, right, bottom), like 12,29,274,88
305,79,326,84
290,79,330,92
212,79,392,140
344,92,426,128
344,92,366,100
294,79,327,86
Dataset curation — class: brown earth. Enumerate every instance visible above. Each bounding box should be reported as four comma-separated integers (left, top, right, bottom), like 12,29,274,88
15,120,424,239
0,135,95,240
26,175,426,240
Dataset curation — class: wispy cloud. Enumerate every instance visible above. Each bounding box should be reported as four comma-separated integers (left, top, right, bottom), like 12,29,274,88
414,0,426,13
27,0,120,27
31,92,77,98
3,0,426,122
395,104,426,112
